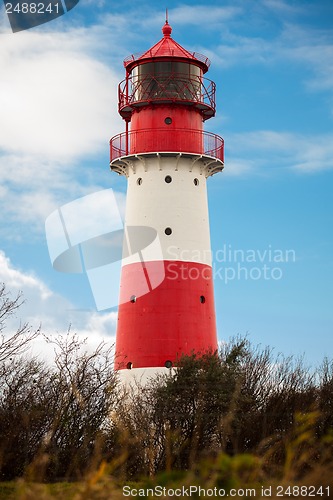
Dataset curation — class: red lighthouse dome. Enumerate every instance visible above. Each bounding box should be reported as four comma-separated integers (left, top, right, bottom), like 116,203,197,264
110,19,224,381
124,19,209,73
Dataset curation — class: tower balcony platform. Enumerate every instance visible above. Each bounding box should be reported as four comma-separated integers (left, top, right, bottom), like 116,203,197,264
118,73,216,120
110,128,223,161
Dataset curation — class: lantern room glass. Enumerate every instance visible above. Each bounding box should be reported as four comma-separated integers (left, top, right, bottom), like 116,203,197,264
131,61,202,102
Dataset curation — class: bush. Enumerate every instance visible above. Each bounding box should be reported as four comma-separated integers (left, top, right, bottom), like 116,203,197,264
113,337,332,479
0,328,118,481
0,282,332,488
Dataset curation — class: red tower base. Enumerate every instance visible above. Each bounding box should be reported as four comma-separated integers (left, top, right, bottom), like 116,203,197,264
115,260,217,370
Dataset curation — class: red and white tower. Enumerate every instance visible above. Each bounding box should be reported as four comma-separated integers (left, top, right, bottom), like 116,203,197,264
110,18,224,380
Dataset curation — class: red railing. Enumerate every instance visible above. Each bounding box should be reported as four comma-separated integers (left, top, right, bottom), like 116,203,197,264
124,51,211,69
118,73,216,119
110,128,224,163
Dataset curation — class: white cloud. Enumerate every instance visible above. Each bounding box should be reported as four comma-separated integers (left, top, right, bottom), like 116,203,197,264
223,158,254,176
0,250,51,300
79,311,117,340
262,0,304,15
226,130,333,173
206,3,333,111
0,23,127,239
0,153,112,239
291,53,332,111
0,250,117,362
168,5,242,26
0,29,122,161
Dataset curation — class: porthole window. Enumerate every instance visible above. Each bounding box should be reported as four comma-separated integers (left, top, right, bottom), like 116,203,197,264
165,227,172,236
130,295,137,303
165,360,173,368
126,362,133,370
194,178,199,186
137,178,143,185
165,175,172,183
165,117,172,125
200,295,206,304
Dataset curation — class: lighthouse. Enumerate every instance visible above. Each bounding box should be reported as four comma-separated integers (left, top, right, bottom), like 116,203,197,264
110,17,224,381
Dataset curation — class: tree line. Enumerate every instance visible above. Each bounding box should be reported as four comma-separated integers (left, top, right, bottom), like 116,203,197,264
0,283,332,482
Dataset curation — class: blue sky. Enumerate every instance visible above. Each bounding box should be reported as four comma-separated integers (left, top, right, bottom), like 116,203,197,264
0,0,332,367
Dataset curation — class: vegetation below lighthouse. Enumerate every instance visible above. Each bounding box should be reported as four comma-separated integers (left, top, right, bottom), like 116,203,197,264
0,283,332,498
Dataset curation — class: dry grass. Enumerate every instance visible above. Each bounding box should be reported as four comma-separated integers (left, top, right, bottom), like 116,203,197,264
1,413,332,500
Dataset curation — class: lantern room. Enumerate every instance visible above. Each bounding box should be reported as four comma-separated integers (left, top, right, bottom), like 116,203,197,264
119,21,216,122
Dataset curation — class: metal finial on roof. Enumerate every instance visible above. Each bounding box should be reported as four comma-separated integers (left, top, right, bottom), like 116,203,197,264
162,9,172,37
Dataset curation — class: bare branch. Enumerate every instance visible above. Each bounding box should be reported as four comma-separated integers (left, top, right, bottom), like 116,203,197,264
0,283,40,363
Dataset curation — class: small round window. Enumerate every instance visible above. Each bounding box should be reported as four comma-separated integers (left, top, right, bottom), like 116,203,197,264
165,227,172,236
165,175,172,183
130,295,137,303
165,360,173,368
137,178,142,185
200,295,206,304
126,362,133,370
194,178,199,186
165,117,172,125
